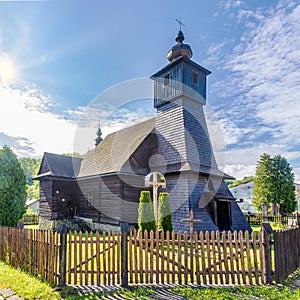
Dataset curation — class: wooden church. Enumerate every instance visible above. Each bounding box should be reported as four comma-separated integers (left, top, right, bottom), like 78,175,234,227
35,30,251,233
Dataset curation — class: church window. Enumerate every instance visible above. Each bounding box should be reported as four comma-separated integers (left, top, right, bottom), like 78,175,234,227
192,71,198,84
87,192,95,206
164,73,170,87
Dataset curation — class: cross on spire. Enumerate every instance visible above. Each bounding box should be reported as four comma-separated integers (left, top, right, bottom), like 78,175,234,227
175,18,185,31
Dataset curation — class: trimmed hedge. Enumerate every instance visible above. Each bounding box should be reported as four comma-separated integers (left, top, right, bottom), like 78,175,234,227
158,192,173,232
138,191,156,232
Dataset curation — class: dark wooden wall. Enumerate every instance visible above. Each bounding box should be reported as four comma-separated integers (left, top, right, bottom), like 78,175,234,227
39,180,54,219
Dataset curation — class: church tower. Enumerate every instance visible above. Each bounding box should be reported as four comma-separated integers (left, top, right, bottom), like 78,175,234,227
151,31,250,233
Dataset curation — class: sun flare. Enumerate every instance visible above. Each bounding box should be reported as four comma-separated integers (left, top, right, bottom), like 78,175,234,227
0,56,17,84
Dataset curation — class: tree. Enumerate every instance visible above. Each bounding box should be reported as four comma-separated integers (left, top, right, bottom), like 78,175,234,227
271,155,296,214
0,146,27,226
19,157,41,200
253,153,296,214
138,191,156,232
158,192,173,232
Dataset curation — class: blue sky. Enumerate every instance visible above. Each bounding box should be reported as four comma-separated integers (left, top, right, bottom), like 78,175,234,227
0,0,299,181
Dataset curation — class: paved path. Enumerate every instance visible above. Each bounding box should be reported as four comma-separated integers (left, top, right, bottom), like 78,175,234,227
0,286,22,300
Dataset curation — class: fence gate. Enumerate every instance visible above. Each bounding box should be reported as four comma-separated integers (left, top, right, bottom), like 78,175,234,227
66,230,121,285
128,229,263,285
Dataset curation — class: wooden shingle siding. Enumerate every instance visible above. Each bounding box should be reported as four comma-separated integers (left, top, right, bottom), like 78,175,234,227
39,180,54,219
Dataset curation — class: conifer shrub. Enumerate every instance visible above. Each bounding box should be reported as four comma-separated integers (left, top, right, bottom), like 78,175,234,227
158,192,173,232
138,191,156,232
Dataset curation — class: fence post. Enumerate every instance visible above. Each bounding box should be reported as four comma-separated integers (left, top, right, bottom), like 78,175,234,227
58,224,67,287
261,223,273,284
120,222,129,287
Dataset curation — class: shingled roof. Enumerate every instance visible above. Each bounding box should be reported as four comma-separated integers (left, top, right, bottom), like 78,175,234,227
78,118,156,178
35,152,83,179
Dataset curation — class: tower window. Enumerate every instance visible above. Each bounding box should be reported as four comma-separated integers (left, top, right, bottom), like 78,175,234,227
192,71,198,84
164,73,170,87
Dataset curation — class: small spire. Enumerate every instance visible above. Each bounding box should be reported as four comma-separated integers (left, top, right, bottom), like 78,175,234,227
176,30,185,43
95,125,103,147
167,29,193,62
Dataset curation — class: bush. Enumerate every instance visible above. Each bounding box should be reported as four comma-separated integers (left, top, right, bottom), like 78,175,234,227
158,192,173,232
138,191,156,232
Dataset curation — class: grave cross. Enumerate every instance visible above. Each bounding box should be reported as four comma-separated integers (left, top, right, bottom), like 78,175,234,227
145,172,166,230
181,210,202,236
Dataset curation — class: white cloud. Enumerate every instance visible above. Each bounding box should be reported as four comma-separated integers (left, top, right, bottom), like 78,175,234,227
211,0,300,180
0,83,77,157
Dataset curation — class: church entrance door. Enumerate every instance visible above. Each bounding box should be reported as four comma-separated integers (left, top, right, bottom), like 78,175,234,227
216,200,231,231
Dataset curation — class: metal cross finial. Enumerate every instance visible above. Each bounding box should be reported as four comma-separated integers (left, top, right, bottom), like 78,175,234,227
175,18,185,31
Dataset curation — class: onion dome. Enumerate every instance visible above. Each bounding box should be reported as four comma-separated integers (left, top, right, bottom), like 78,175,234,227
167,30,193,62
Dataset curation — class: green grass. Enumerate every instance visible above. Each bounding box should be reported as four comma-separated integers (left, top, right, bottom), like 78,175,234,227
24,224,39,230
0,261,62,299
1,260,300,299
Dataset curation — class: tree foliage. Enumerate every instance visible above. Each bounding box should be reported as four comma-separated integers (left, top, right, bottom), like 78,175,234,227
227,176,255,188
158,192,173,232
138,191,156,232
253,153,296,214
19,157,41,200
0,146,27,226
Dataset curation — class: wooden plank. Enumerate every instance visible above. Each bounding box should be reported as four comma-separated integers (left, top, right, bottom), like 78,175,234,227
245,231,253,285
85,231,89,285
90,231,95,285
239,231,246,284
228,231,235,284
111,232,115,286
103,231,107,286
205,231,212,285
177,232,182,285
73,230,78,284
184,231,188,285
251,231,259,284
117,232,121,285
222,232,229,284
171,231,176,284
79,231,83,285
211,231,218,284
258,231,264,284
67,231,71,284
107,231,111,285
139,230,143,283
190,231,194,284
55,231,60,285
194,232,200,285
216,231,223,285
129,230,133,284
144,230,149,284
161,230,165,284
134,230,138,284
233,231,241,285
96,231,100,285
155,229,159,284
150,230,154,284
166,230,170,284
199,231,207,285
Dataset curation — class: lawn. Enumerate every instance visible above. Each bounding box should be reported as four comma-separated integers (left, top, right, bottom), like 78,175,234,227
1,261,300,299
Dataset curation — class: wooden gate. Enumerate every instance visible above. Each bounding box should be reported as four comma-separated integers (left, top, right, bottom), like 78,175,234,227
274,225,300,283
128,229,263,285
67,230,121,285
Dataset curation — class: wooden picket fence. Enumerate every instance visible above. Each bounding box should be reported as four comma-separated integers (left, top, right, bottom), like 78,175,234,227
274,225,300,282
0,227,62,285
244,213,297,226
128,229,265,285
0,223,299,287
66,230,121,286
